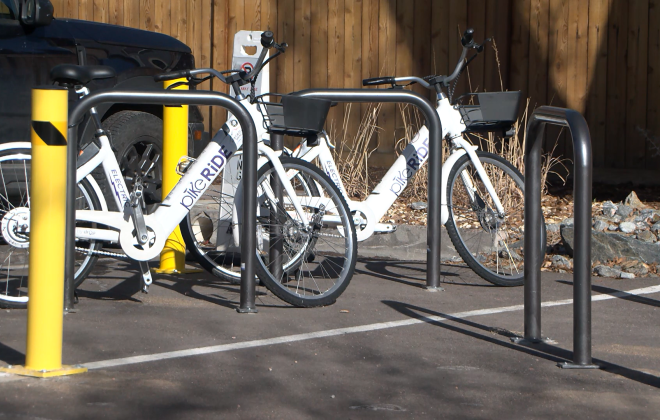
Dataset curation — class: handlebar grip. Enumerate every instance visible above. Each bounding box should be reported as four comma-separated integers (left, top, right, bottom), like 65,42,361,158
362,76,395,86
154,69,191,82
461,28,474,46
261,31,274,48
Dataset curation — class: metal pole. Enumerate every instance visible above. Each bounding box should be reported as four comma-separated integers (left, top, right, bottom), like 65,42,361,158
268,133,284,282
66,90,259,313
0,87,86,378
523,118,545,341
291,89,443,290
563,109,595,368
517,106,597,369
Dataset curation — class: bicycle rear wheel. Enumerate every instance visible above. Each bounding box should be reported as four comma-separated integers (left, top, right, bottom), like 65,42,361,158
0,147,102,309
445,151,546,286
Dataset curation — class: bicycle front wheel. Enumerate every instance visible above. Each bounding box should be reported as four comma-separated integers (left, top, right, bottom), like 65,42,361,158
0,147,102,309
181,156,357,307
445,151,546,286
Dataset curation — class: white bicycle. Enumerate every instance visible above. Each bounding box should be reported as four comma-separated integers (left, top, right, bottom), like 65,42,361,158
0,35,358,308
196,28,545,287
294,28,547,286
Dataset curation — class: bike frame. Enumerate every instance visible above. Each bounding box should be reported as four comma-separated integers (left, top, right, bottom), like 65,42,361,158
290,94,507,240
72,99,313,262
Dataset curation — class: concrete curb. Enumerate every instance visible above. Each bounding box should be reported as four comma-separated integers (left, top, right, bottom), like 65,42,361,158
357,225,461,262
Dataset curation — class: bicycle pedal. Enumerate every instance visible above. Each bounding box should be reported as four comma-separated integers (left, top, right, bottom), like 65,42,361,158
176,156,196,176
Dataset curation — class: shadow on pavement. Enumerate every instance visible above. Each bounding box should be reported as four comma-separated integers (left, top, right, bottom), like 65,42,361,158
557,280,660,308
359,259,494,289
382,300,660,389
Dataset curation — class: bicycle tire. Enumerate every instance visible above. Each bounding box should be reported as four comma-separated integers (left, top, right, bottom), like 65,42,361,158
0,147,102,309
181,157,357,307
445,151,546,287
180,157,320,284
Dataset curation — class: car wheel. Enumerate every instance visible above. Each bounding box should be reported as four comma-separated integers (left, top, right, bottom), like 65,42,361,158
95,111,163,211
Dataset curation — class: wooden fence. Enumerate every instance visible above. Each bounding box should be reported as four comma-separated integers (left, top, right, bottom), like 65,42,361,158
52,0,660,170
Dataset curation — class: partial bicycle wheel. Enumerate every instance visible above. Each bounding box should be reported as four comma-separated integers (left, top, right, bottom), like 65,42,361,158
0,146,102,309
445,151,546,286
180,154,319,283
181,156,357,307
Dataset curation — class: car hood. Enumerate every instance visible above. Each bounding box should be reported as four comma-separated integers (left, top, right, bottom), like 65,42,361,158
55,18,191,53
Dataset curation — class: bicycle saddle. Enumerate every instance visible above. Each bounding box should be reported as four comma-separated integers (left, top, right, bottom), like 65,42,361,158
50,64,116,85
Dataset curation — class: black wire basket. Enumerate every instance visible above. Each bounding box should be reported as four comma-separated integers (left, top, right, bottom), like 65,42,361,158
256,94,332,137
456,91,522,134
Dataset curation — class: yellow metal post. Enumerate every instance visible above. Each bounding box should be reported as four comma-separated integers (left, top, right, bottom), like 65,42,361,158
154,79,201,274
0,87,86,378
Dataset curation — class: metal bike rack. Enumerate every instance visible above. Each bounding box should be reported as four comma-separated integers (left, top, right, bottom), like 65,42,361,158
64,90,259,313
292,89,443,290
515,105,598,369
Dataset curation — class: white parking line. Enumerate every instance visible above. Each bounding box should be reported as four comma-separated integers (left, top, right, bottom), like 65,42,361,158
81,284,660,370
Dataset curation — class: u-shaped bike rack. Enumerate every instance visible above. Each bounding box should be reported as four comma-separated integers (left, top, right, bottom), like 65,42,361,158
64,90,260,313
515,105,598,369
292,89,444,290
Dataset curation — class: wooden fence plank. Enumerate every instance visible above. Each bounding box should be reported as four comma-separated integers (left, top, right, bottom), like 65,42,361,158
261,0,278,93
625,0,649,168
467,0,486,92
394,0,413,152
528,0,549,109
212,0,229,131
244,0,260,30
311,0,329,89
65,0,80,19
485,0,510,91
431,0,449,76
107,0,122,25
448,0,468,98
79,0,93,21
377,0,395,156
510,0,530,94
586,0,608,168
327,0,345,142
344,0,362,144
412,0,431,98
647,0,660,169
294,0,312,91
605,0,628,169
154,0,169,34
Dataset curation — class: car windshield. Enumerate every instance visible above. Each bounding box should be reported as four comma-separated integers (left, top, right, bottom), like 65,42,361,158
0,0,17,20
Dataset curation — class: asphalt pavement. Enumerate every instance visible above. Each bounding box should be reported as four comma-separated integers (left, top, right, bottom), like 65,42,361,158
0,257,658,419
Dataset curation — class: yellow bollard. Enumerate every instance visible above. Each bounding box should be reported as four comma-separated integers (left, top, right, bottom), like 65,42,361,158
0,88,86,378
154,79,201,274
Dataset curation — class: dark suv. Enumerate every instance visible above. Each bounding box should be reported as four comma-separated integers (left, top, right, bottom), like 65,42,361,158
0,0,204,206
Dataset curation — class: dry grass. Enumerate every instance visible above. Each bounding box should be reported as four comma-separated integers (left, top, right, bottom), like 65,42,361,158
328,98,569,207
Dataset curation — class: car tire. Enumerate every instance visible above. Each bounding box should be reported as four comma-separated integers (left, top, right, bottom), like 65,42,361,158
95,111,163,211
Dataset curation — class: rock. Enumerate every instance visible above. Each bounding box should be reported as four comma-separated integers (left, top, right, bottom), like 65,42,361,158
593,220,609,232
652,214,660,223
619,272,635,279
621,260,649,276
594,265,622,278
601,201,617,217
561,218,574,227
546,223,560,233
624,191,647,209
616,205,633,218
619,222,636,233
411,201,427,210
637,230,656,243
561,225,660,264
651,222,660,233
607,224,618,231
551,255,573,270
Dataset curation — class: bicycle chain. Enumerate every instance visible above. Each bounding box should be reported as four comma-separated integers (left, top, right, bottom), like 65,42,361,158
75,246,129,259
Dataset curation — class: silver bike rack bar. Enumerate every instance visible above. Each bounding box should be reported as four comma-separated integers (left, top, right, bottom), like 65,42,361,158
515,105,598,369
292,89,443,290
64,90,259,314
